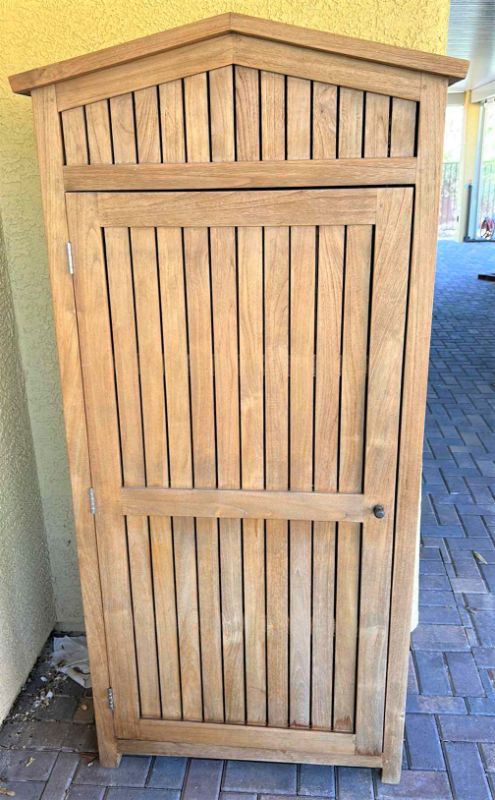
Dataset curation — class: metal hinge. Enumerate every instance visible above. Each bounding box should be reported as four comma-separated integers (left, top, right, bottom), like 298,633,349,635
66,241,74,275
107,687,115,712
88,487,96,515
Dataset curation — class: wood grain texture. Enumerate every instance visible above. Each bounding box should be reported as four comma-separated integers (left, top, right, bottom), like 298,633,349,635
63,159,418,191
382,76,448,784
31,85,118,766
10,12,467,96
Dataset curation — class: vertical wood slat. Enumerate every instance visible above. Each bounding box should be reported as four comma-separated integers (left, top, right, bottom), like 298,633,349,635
391,98,417,156
287,78,311,160
312,82,337,159
159,80,185,163
339,88,364,158
289,226,316,728
183,228,224,723
105,230,161,721
109,93,137,163
61,106,88,164
236,67,260,161
261,71,285,160
85,100,112,164
312,226,345,729
184,72,210,163
333,225,372,733
157,227,202,721
134,87,161,163
67,195,141,737
130,228,182,720
264,226,289,728
210,226,245,724
356,188,412,755
209,66,235,162
364,93,390,158
238,226,266,725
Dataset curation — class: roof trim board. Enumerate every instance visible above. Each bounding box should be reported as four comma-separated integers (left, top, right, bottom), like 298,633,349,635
10,12,469,96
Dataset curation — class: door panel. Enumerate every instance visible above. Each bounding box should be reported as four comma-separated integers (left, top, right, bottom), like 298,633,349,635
67,187,412,759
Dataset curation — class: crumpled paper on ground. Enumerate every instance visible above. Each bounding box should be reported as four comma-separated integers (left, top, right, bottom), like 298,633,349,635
51,635,92,688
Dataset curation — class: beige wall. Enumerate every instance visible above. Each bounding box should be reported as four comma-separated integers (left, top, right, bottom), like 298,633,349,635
0,214,55,722
1,1,451,633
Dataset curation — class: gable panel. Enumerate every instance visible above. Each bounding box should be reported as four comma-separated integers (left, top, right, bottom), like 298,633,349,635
60,67,417,167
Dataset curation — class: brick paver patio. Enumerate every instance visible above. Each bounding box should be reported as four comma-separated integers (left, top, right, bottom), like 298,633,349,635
1,240,495,799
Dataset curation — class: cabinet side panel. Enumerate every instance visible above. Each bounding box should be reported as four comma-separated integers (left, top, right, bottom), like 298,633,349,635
31,84,118,767
382,74,447,784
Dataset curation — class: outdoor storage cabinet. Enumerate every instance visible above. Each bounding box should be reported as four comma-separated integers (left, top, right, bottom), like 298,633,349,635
10,15,467,783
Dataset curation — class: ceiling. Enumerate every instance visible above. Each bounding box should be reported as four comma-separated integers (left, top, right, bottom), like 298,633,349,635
447,0,495,92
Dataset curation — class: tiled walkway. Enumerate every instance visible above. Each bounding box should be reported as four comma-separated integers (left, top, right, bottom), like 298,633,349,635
1,240,495,799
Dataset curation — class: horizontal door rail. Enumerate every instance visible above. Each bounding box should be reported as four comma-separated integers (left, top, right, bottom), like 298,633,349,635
118,486,380,522
63,157,417,191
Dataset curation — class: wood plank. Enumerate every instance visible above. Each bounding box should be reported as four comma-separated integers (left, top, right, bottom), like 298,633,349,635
261,71,285,160
109,93,136,163
235,66,260,161
134,86,161,162
234,36,422,102
130,227,181,720
31,85,118,766
287,78,311,159
85,100,113,164
61,106,88,165
120,737,381,767
64,158,418,191
356,187,412,756
137,716,358,754
184,72,210,162
312,82,337,159
364,93,390,158
66,193,140,741
120,487,372,521
159,80,185,163
157,227,202,722
105,228,161,721
382,77,448,784
183,228,223,723
209,66,235,162
312,226,344,730
55,35,234,111
391,98,417,157
210,227,245,724
11,12,467,97
238,226,266,724
333,225,372,733
339,88,364,158
264,226,289,727
96,189,378,227
289,226,316,728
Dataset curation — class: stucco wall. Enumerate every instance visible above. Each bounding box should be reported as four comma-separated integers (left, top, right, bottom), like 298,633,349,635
0,213,55,722
1,1,450,629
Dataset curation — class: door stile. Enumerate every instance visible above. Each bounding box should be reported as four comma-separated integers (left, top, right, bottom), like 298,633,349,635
355,187,413,754
66,193,140,737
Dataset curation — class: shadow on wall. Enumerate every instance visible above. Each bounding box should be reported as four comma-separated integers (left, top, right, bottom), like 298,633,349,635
0,211,55,723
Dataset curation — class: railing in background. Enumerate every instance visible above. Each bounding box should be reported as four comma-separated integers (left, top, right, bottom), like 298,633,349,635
439,161,460,239
479,159,495,238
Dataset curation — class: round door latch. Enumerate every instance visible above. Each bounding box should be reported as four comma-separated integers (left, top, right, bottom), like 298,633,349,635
373,504,385,519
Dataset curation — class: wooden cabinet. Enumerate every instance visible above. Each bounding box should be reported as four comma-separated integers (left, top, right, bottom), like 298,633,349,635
10,14,467,783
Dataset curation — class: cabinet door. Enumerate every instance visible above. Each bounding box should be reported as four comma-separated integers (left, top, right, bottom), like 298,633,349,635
67,186,412,762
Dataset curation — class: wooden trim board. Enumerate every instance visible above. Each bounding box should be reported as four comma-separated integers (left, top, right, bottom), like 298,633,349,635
10,12,467,95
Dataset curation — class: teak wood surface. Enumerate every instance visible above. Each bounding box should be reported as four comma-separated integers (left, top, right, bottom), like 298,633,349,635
15,14,466,783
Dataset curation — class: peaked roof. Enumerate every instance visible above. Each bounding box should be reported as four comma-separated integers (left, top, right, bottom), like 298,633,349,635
9,13,468,96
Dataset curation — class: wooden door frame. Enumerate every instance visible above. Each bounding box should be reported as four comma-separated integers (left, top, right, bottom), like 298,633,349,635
30,70,447,780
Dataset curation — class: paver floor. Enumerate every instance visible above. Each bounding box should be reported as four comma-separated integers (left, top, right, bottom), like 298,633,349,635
1,240,495,798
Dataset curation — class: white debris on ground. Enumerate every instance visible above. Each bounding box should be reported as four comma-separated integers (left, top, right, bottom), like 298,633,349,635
51,636,91,689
